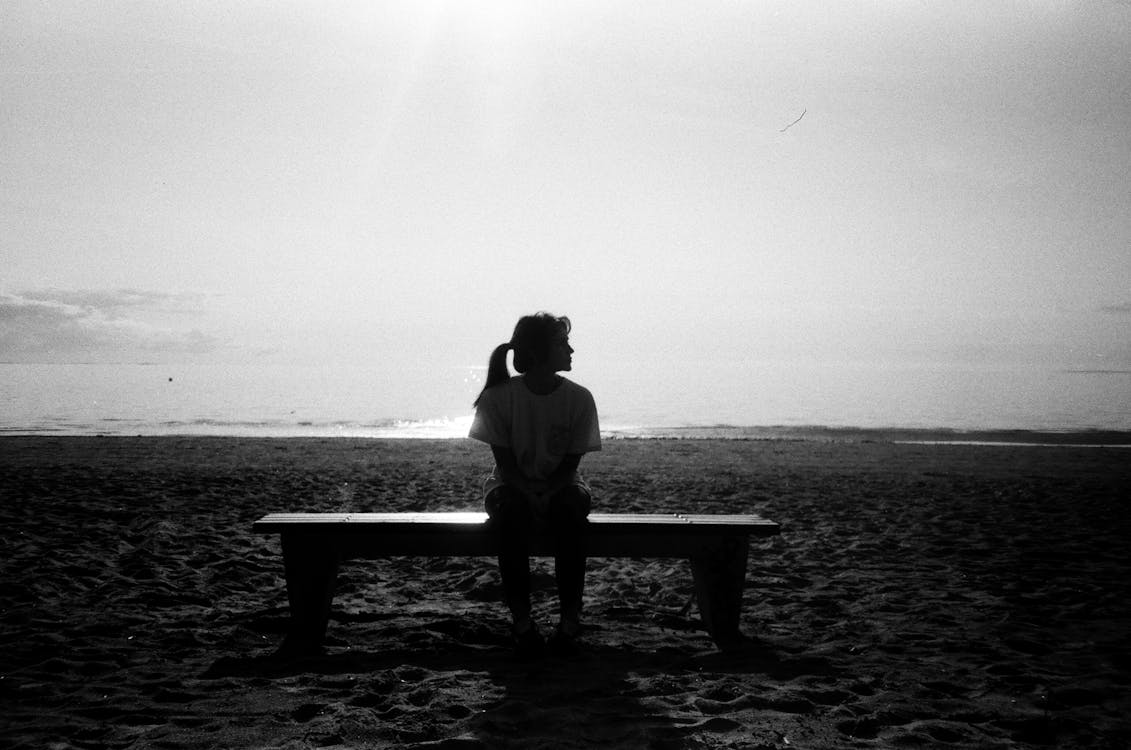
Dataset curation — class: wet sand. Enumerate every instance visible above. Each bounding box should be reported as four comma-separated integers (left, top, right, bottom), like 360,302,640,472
2,436,1128,749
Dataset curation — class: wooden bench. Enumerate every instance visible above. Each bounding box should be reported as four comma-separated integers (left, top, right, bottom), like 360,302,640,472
253,512,781,653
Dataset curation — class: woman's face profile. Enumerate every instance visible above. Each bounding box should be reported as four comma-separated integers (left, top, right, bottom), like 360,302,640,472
548,332,573,372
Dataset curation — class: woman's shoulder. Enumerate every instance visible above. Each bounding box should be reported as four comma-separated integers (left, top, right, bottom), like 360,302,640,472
559,377,595,400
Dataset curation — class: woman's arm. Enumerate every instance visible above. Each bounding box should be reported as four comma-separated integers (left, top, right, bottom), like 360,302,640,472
490,445,540,497
491,446,583,498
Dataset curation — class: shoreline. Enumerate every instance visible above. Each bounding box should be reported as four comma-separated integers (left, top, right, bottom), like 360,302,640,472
3,425,1131,446
604,425,1131,445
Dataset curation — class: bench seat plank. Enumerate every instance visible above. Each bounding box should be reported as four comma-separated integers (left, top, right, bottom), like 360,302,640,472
254,512,779,534
254,512,778,558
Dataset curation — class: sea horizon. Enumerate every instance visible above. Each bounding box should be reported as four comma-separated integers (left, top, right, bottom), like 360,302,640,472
3,361,1130,444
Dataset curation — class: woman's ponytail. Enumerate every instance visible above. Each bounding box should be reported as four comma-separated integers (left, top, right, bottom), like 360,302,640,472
473,342,513,407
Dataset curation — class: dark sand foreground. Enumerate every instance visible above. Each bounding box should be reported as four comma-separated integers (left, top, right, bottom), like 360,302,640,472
2,436,1128,749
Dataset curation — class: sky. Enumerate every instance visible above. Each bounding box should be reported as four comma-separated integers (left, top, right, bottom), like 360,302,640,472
3,0,1130,372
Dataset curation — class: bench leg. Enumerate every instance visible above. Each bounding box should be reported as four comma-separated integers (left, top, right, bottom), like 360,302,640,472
279,533,340,656
690,535,750,651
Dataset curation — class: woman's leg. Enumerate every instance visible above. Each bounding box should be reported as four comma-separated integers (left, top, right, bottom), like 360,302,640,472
486,486,532,623
548,485,590,623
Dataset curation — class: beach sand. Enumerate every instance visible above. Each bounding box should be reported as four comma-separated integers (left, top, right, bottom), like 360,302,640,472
1,436,1128,749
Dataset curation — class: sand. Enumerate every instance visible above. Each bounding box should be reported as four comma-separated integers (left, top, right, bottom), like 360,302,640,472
1,435,1128,749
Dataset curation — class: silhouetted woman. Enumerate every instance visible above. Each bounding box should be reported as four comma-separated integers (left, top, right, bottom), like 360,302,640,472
469,312,601,657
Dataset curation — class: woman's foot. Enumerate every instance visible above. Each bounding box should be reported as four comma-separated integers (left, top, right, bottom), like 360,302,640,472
512,618,545,660
547,617,581,657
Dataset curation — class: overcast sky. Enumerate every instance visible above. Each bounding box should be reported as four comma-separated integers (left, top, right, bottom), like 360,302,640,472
3,1,1129,369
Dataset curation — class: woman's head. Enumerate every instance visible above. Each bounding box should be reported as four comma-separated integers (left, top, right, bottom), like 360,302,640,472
474,311,572,406
509,312,571,373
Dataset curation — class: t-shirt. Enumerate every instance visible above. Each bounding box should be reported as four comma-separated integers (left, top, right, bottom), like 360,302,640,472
469,375,601,497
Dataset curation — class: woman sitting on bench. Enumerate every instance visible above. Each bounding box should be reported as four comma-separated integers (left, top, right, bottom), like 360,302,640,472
469,312,602,657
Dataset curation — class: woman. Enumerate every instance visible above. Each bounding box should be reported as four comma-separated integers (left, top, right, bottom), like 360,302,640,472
469,312,601,657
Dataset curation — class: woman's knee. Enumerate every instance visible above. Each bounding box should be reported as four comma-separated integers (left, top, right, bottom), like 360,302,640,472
486,487,530,527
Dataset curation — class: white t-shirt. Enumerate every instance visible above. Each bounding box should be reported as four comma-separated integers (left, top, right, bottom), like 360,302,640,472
469,375,601,497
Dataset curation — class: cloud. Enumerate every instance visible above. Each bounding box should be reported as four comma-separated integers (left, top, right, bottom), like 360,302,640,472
0,289,219,362
17,288,206,316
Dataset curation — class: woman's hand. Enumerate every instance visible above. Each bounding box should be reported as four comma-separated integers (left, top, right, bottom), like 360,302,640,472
491,445,583,501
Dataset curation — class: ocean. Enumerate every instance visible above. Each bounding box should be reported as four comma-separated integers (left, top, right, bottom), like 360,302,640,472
2,361,1129,443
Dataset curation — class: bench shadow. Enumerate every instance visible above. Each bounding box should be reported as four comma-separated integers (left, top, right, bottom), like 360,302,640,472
685,637,846,681
204,640,676,747
203,624,838,749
